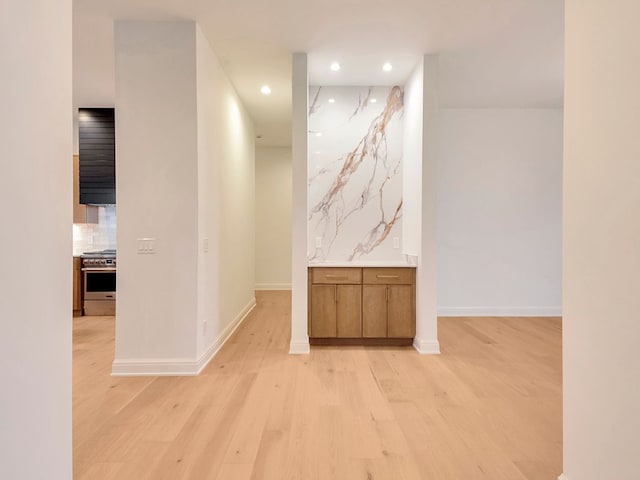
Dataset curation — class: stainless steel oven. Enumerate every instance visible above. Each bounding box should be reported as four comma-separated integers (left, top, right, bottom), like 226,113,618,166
82,252,116,315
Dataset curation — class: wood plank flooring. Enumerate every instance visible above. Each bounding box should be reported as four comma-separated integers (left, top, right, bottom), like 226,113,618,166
73,291,562,479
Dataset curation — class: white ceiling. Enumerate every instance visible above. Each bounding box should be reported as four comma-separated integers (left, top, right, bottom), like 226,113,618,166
73,0,564,147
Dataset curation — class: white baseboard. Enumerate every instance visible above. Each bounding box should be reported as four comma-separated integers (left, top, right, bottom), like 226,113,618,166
558,474,569,480
196,297,257,374
111,358,201,376
255,283,291,291
289,339,310,354
413,337,441,354
111,297,257,376
438,306,562,317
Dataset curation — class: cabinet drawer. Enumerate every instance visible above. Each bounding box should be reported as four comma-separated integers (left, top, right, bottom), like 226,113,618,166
311,267,362,284
362,267,413,285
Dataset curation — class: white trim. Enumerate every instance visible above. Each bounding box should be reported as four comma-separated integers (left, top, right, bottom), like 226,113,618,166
195,297,257,374
289,339,310,354
558,474,569,480
111,358,200,376
437,306,562,317
255,283,291,291
111,297,257,376
413,337,441,354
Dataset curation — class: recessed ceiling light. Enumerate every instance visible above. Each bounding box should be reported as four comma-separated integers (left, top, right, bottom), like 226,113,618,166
260,85,271,95
328,98,335,103
370,98,377,103
382,62,393,72
315,132,323,137
330,62,341,72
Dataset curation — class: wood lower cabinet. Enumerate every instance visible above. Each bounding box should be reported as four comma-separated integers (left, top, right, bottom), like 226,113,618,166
385,285,415,338
309,268,362,338
310,284,362,337
362,268,416,339
362,285,387,337
73,257,83,315
309,267,415,345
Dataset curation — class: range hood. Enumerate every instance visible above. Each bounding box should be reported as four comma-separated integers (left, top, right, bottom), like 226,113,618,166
79,108,116,205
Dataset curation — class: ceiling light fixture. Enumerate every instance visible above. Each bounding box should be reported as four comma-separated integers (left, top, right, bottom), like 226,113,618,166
370,98,377,103
330,62,341,72
260,85,271,95
328,98,335,103
382,62,393,72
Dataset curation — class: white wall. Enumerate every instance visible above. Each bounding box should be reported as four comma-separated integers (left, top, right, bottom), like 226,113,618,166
113,22,255,374
255,147,292,290
196,26,256,359
0,0,72,478
437,109,563,316
114,22,199,367
563,1,640,479
402,61,424,257
414,55,440,354
290,53,310,354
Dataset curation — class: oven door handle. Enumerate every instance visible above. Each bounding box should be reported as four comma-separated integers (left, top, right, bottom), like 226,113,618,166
82,268,117,272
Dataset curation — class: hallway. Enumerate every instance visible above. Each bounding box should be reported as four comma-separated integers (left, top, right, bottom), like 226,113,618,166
73,291,561,479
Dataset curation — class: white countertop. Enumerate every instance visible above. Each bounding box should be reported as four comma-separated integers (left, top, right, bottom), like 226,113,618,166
308,261,416,268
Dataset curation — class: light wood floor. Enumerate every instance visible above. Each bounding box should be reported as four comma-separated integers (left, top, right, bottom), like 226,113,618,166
73,291,562,480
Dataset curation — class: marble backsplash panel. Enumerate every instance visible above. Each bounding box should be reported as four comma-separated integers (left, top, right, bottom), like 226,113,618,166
308,86,404,262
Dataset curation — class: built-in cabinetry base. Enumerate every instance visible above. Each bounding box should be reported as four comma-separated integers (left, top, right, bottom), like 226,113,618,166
308,266,416,346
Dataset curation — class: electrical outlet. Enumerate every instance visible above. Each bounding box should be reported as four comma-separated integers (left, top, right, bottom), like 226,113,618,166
203,238,209,253
393,237,400,249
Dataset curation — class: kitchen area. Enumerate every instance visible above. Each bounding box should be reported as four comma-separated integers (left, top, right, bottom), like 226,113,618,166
73,108,116,317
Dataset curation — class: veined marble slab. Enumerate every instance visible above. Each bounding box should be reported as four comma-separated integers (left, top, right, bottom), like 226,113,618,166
308,85,405,263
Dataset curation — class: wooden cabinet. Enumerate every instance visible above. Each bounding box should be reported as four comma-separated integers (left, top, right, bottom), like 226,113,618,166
73,257,83,315
73,155,98,224
362,285,387,337
309,269,362,338
309,267,415,345
363,268,416,338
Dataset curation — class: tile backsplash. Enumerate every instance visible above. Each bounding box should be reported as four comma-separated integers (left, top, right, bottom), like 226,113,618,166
73,205,116,255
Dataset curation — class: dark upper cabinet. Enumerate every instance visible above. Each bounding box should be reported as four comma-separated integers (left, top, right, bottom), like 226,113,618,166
79,108,116,205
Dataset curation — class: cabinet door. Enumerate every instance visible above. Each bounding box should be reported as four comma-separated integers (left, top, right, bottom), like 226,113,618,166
73,258,82,312
362,285,387,337
310,285,337,337
387,285,414,337
336,285,362,337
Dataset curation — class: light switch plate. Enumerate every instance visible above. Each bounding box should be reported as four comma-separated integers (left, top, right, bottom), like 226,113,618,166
203,238,209,253
137,238,156,254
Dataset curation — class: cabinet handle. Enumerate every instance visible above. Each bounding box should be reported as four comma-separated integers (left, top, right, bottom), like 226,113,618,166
377,275,399,279
325,275,347,279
